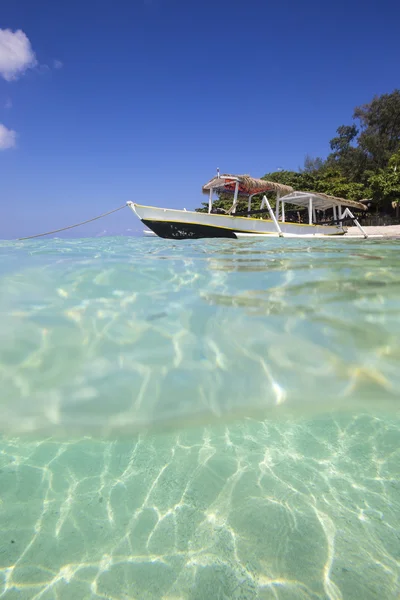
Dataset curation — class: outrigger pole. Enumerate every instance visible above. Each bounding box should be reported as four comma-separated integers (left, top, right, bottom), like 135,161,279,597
260,195,284,237
339,207,369,238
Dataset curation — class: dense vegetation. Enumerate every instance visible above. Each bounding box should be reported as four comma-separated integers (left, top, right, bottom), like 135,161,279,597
197,90,400,220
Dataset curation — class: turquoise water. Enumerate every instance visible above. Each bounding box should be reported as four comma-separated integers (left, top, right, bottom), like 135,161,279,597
0,236,399,599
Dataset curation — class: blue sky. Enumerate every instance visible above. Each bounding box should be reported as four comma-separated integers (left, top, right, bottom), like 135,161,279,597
1,0,399,238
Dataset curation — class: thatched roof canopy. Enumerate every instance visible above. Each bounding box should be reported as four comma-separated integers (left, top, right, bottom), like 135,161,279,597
202,174,294,197
281,191,367,211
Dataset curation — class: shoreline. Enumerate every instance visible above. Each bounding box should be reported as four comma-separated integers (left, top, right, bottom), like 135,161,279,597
346,224,400,237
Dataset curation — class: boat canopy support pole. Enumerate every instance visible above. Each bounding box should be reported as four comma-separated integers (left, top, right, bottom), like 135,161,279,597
342,208,369,238
275,192,281,221
248,193,255,215
261,195,283,236
208,188,213,214
308,196,313,224
230,181,240,214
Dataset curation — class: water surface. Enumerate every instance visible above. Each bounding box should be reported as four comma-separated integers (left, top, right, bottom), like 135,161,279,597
0,236,399,599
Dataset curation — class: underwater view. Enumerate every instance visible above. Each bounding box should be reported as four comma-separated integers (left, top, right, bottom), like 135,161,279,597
0,236,399,599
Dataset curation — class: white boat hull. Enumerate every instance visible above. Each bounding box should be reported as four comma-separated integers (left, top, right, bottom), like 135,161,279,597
128,203,346,239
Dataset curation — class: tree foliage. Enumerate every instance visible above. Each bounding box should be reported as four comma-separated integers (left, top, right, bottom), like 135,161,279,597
267,90,400,214
367,149,400,215
262,168,368,202
354,90,400,169
196,90,400,218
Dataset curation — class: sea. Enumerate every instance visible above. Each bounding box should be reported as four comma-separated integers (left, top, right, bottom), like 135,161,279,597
0,236,399,600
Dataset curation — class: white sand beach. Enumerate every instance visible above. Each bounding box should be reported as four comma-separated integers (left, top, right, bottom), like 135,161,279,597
346,224,400,237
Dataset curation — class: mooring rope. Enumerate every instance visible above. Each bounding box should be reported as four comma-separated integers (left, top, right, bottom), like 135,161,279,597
17,204,128,241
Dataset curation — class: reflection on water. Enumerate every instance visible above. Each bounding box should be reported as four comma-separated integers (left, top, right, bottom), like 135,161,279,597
0,237,399,598
0,237,399,436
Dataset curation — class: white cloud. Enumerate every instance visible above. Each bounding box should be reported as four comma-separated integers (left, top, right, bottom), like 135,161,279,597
0,29,37,81
0,123,17,149
53,59,63,70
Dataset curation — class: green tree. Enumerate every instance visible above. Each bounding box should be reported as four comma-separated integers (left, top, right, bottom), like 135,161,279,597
262,168,368,200
367,149,400,214
314,168,368,200
329,124,358,155
261,169,317,191
326,125,367,181
195,90,400,221
354,89,400,169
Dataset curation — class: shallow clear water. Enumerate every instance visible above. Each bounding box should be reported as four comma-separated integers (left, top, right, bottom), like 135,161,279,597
0,236,399,599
